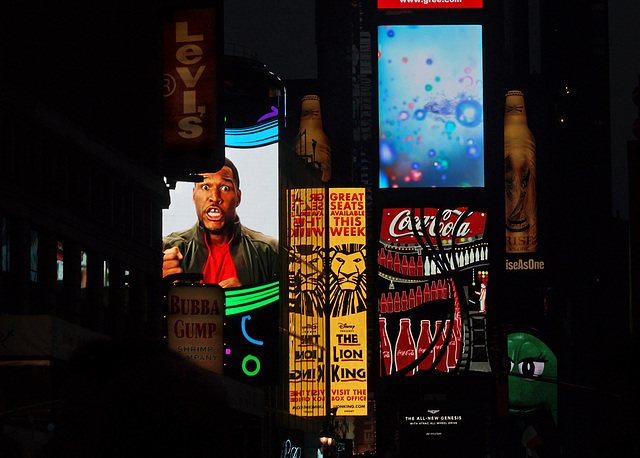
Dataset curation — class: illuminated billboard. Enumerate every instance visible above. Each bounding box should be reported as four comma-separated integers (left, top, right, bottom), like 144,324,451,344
377,208,489,376
163,118,279,385
507,331,558,455
328,188,368,416
163,8,224,178
167,284,225,374
287,187,368,417
288,188,327,417
378,0,483,8
378,25,484,188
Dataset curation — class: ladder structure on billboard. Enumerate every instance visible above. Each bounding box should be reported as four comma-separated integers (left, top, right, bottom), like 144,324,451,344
468,312,491,372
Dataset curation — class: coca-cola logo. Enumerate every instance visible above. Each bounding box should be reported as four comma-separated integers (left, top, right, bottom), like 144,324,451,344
396,349,416,357
388,209,472,239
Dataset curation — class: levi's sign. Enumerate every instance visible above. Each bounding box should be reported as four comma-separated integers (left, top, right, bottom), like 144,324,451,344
163,8,221,174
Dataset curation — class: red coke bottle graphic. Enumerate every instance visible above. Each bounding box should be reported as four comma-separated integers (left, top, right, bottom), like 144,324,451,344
447,326,459,370
433,320,449,372
416,319,434,371
449,313,462,368
395,318,416,376
379,318,393,376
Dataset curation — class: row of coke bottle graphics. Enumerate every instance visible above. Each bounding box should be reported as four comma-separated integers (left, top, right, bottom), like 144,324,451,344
379,279,451,313
379,313,463,376
377,244,489,277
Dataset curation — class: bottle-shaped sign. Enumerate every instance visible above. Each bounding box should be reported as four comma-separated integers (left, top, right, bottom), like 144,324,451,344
504,90,538,253
295,95,331,182
446,327,459,370
416,319,434,371
379,318,393,376
395,318,416,376
433,320,449,372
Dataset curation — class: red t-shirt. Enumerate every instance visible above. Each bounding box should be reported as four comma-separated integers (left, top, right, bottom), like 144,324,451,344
202,235,238,284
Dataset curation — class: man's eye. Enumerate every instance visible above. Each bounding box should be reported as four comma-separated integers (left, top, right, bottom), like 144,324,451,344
221,185,230,192
201,184,210,191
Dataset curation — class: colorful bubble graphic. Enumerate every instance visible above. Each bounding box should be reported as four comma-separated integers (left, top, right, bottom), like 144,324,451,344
455,100,483,127
380,171,389,188
459,76,474,87
380,141,396,166
445,121,456,134
434,158,450,171
465,142,481,158
377,24,484,188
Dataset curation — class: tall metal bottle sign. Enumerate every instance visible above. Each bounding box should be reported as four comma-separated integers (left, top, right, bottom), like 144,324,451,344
504,91,537,253
295,95,332,182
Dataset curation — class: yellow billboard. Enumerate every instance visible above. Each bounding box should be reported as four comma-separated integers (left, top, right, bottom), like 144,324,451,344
328,188,367,416
288,188,327,416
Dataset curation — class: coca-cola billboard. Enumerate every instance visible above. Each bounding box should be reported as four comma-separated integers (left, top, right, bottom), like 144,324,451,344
377,207,490,377
381,208,486,246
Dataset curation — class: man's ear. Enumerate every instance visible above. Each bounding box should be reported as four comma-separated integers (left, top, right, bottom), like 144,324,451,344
236,189,242,207
192,185,197,203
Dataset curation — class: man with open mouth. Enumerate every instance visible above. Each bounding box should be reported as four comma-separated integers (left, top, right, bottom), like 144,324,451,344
162,158,279,288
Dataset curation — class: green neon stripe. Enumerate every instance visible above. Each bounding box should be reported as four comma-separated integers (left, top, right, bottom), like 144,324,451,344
225,295,279,316
228,287,278,307
225,281,278,298
224,282,279,316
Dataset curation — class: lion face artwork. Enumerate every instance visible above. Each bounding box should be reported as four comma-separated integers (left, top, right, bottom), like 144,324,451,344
289,244,325,317
329,244,366,317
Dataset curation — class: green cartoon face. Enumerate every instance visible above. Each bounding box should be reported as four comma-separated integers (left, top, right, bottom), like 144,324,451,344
507,332,557,424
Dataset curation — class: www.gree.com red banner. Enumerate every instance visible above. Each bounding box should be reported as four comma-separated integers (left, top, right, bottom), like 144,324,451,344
378,0,482,8
329,188,368,416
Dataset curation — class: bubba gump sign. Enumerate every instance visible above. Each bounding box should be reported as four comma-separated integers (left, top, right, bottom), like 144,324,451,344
167,284,225,374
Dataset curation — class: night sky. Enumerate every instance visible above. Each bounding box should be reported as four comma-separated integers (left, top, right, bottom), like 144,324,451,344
1,0,636,218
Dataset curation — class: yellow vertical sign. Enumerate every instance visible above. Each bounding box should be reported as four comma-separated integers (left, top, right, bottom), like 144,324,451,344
288,188,327,416
328,188,367,416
